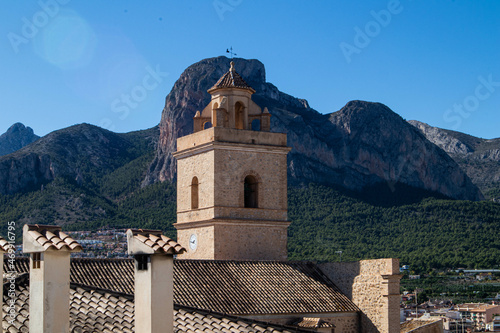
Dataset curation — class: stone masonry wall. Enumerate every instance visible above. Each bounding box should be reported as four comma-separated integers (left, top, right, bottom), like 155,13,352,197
319,259,401,333
214,147,288,210
177,150,215,213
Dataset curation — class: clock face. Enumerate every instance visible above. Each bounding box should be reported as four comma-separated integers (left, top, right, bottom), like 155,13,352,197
189,234,197,250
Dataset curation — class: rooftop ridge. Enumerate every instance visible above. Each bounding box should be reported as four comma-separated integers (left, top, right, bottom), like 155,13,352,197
70,281,134,301
174,304,309,332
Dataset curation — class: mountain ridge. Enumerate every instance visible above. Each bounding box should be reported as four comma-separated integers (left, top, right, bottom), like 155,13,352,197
409,120,500,200
0,123,158,195
0,57,487,202
145,56,482,201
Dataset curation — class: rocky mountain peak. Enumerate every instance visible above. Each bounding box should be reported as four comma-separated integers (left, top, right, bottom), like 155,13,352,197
144,57,482,201
0,122,40,156
329,100,405,135
143,56,311,184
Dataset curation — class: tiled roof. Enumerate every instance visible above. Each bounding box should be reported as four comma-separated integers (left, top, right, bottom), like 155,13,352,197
173,260,359,314
208,61,256,94
127,229,186,255
2,277,308,333
4,256,29,278
0,236,11,252
295,317,334,329
24,224,82,252
71,258,134,294
6,257,359,315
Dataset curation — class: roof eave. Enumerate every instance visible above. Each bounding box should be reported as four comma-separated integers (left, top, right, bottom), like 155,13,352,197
207,86,256,95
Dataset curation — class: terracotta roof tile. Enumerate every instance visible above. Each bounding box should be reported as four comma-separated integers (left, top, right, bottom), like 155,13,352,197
295,317,334,328
208,62,256,94
127,229,186,255
0,236,11,252
2,277,308,333
5,257,359,315
24,225,82,252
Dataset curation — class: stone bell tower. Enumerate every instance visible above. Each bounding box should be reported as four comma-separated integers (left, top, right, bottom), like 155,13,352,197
173,61,291,261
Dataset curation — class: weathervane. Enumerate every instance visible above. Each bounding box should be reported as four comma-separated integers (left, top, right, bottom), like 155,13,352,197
226,47,237,59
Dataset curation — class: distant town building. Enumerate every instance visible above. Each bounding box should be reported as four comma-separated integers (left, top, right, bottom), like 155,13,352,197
455,303,500,328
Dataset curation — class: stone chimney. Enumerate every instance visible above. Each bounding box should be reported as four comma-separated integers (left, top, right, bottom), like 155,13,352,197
23,224,82,333
126,229,186,333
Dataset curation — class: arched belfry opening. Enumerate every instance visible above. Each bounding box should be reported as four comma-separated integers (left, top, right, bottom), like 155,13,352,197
235,102,244,130
191,177,199,209
244,175,258,208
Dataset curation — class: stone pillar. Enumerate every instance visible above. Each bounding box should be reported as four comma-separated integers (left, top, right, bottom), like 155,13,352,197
23,224,82,333
382,271,403,333
214,108,226,127
127,229,185,333
261,107,271,132
319,258,402,333
193,111,202,132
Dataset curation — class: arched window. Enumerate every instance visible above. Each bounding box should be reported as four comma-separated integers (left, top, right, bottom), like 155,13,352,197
244,175,258,208
203,121,212,130
191,177,199,209
235,102,244,129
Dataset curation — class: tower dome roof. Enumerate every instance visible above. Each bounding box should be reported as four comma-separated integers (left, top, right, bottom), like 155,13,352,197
208,61,256,94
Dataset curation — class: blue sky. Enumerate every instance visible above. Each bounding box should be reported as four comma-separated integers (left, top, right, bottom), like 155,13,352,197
1,1,499,139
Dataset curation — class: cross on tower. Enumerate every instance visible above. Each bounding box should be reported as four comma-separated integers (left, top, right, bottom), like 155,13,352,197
226,47,237,59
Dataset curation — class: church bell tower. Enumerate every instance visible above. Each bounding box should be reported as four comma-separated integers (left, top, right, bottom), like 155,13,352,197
173,61,291,261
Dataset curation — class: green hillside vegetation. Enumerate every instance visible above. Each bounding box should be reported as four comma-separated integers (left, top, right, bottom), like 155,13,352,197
288,184,500,272
0,126,498,272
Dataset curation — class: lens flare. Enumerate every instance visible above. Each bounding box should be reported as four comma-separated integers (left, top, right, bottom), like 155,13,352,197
34,10,96,70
